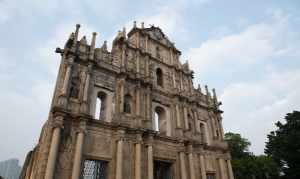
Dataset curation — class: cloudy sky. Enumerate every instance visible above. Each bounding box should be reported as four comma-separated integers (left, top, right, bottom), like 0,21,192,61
0,0,299,164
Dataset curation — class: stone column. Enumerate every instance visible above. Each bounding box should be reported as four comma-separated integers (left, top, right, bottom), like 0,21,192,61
136,32,140,48
175,105,181,128
136,51,140,75
61,58,74,96
82,67,91,102
183,107,189,130
119,79,125,113
89,32,97,60
146,88,151,120
199,155,206,179
188,145,196,179
194,111,201,133
145,35,149,53
116,139,124,179
145,56,149,77
105,94,113,122
169,48,173,65
180,72,183,91
179,152,187,179
45,116,63,179
218,158,226,179
166,109,171,136
74,24,80,42
219,117,225,139
172,69,176,88
189,78,193,94
135,134,142,179
71,121,86,179
210,114,217,139
147,145,153,179
121,44,126,69
136,87,140,116
81,64,92,113
227,159,234,179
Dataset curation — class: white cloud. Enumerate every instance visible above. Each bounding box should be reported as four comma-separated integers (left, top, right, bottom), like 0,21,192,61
186,10,293,75
185,10,300,154
220,70,300,154
0,0,126,24
36,22,97,75
116,0,201,48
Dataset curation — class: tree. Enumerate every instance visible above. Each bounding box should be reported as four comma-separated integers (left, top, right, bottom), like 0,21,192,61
224,132,251,159
265,111,300,179
225,132,280,179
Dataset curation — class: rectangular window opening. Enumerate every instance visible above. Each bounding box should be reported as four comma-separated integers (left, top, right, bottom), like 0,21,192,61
82,159,108,179
206,173,216,179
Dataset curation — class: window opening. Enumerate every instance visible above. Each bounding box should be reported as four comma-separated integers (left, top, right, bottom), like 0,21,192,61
156,68,163,87
206,173,215,179
95,92,107,120
124,94,132,114
82,159,108,179
154,106,167,135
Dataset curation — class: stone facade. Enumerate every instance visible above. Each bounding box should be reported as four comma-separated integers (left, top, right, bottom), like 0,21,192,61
21,22,234,179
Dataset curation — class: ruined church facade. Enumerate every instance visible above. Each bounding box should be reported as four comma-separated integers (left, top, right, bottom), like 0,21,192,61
21,23,234,179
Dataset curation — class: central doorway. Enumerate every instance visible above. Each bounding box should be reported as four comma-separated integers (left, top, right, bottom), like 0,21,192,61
154,160,172,179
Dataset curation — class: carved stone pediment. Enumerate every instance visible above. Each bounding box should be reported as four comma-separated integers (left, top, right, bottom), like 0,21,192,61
146,26,175,49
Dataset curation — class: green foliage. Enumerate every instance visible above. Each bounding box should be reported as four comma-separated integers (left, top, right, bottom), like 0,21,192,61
225,132,251,159
265,111,300,179
225,132,280,179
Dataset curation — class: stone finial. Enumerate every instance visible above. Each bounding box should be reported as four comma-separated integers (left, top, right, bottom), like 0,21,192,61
205,85,210,96
80,36,87,45
69,32,75,40
141,22,145,29
89,32,97,59
198,84,202,93
101,40,108,51
212,88,217,98
133,21,137,28
122,27,126,38
186,60,189,70
91,32,97,48
75,24,81,41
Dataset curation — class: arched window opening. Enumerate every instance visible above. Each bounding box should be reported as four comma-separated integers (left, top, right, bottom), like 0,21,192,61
124,94,132,114
154,106,167,135
200,123,206,143
95,92,107,120
156,68,163,87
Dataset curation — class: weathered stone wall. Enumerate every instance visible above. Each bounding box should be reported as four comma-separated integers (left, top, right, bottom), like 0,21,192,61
21,24,234,179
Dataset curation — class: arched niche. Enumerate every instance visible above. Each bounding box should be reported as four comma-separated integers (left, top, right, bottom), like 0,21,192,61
123,94,132,114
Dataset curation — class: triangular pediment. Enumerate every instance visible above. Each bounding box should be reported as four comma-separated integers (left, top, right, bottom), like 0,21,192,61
145,26,175,48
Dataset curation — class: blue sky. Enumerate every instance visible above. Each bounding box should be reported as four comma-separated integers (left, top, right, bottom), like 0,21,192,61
0,0,300,163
